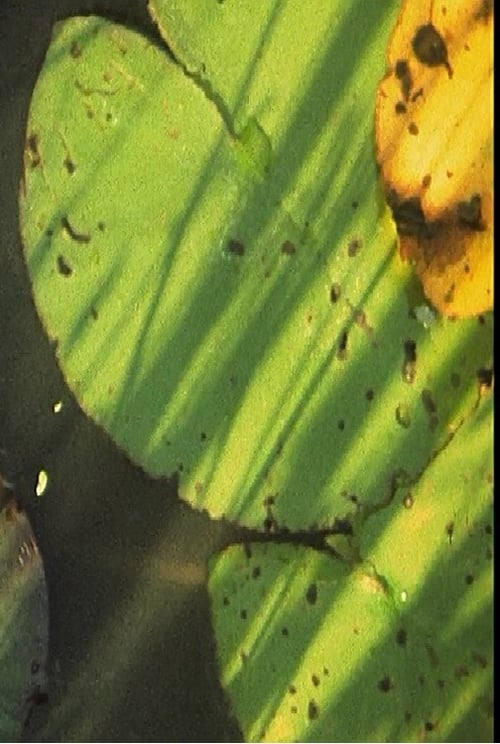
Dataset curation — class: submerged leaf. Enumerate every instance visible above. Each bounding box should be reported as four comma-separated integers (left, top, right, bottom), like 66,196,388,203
0,482,48,741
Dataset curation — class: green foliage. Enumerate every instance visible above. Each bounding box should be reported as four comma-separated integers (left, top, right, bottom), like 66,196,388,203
18,2,493,741
0,498,48,741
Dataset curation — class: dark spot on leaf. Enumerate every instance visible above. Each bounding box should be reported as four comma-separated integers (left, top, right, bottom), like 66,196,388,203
97,221,106,231
396,404,412,429
425,643,439,667
223,596,229,606
306,583,317,605
485,524,492,535
402,339,417,383
106,112,113,122
57,255,72,276
200,432,207,441
395,58,412,100
422,174,432,189
338,419,345,431
281,627,289,637
243,543,252,559
178,463,184,472
26,133,41,168
408,122,419,135
421,389,437,414
263,516,278,533
405,711,412,723
465,574,474,585
396,628,408,646
352,200,359,209
312,674,320,687
472,651,488,669
418,674,425,687
63,156,76,174
240,651,248,663
477,368,493,390
291,705,297,714
337,329,348,360
281,240,296,255
395,101,407,114
323,667,329,676
228,238,245,256
263,495,275,507
378,676,393,692
365,388,374,401
445,521,454,544
308,700,319,721
424,721,435,732
457,194,485,231
437,679,445,688
90,306,98,321
412,23,452,76
240,609,247,620
330,282,341,303
288,685,296,695
251,566,261,579
454,665,469,679
70,41,82,58
333,517,353,536
388,193,437,238
411,87,424,102
61,216,91,243
347,238,361,257
402,493,414,509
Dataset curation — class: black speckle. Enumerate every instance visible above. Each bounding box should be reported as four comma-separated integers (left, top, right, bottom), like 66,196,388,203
57,254,72,276
290,705,297,714
338,419,345,431
422,174,432,189
424,720,435,732
200,431,207,441
311,674,320,687
281,627,289,637
281,240,296,255
323,667,329,676
408,122,419,135
396,628,407,646
70,41,82,58
347,238,362,257
395,100,407,114
63,156,76,174
477,368,493,389
223,596,230,606
307,700,319,721
402,339,417,383
412,23,452,77
263,495,275,507
61,216,91,244
411,87,424,102
465,574,474,585
306,583,317,605
396,404,412,429
352,200,359,209
378,675,393,692
337,329,348,360
288,685,296,695
485,524,492,535
445,522,454,544
178,463,184,472
90,305,98,320
106,112,113,122
437,679,445,688
365,388,374,402
240,609,247,620
471,651,488,669
252,566,261,579
421,389,437,415
97,221,106,232
394,58,412,100
228,238,245,256
330,282,341,303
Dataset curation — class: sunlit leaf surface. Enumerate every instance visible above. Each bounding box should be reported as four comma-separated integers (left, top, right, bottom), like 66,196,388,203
209,398,493,742
0,487,48,741
19,7,492,531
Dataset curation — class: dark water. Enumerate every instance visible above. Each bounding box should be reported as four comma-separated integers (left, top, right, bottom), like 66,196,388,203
0,2,242,740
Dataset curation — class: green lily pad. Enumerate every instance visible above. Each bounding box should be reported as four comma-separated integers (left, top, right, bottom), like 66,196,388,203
19,11,492,531
208,397,493,742
0,489,48,741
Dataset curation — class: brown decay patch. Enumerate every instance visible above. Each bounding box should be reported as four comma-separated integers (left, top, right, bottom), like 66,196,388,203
378,675,393,692
61,216,91,243
337,329,348,360
330,282,341,303
402,339,417,383
412,23,453,77
307,700,319,721
63,156,76,174
347,238,362,257
421,389,437,415
305,583,317,605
